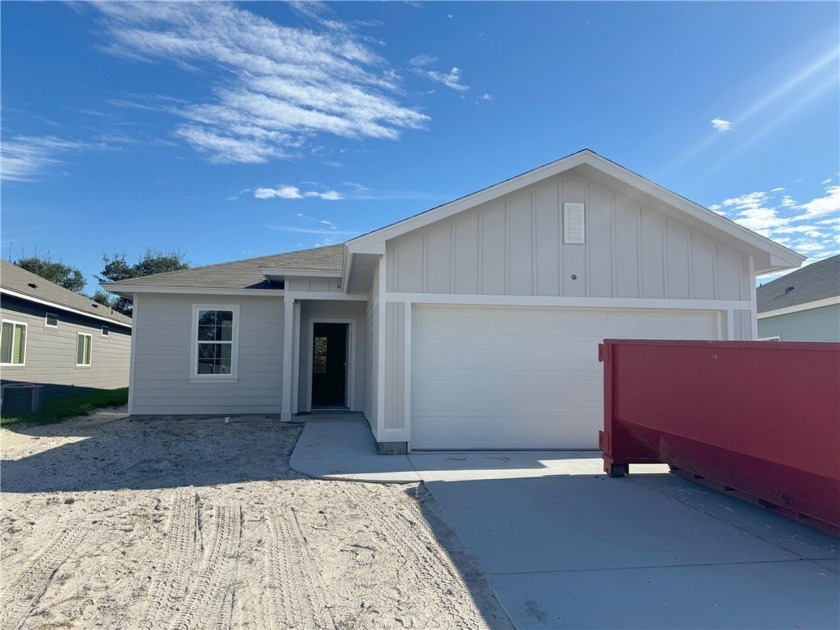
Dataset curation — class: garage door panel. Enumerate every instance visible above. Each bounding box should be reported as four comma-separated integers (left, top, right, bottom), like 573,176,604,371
680,313,717,338
499,344,533,370
412,305,719,449
414,342,453,371
494,309,535,335
569,311,609,337
455,342,495,369
414,378,456,408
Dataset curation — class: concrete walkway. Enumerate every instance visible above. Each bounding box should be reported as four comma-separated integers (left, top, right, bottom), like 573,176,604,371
291,414,840,629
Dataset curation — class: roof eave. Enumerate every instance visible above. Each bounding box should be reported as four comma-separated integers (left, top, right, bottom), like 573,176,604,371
100,283,285,297
1,287,132,327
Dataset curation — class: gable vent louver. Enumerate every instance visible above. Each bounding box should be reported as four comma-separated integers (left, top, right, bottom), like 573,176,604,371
564,202,585,244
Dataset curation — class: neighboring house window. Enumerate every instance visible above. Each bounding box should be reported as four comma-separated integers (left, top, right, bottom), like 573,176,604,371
101,325,110,337
0,320,27,365
76,333,93,366
45,313,59,328
191,305,239,378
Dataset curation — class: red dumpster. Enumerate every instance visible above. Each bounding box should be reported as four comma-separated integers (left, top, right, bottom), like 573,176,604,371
599,340,840,535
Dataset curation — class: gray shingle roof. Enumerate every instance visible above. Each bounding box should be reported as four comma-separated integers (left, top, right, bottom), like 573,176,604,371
757,255,839,313
103,244,344,290
1,259,132,326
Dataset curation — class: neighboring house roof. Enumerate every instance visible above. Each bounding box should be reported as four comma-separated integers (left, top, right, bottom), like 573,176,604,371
103,244,344,294
757,255,840,315
346,149,803,275
1,259,132,327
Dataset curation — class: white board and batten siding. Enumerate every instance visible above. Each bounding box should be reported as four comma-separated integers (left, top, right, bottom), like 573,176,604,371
131,293,285,415
367,170,756,447
385,171,752,306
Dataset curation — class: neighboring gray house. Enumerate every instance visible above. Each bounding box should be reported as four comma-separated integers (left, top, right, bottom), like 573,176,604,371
104,150,803,451
1,259,132,399
757,254,839,342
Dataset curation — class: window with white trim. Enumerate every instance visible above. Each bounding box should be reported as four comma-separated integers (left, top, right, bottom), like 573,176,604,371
192,306,239,378
1,320,27,365
101,325,110,337
45,313,59,328
76,333,92,366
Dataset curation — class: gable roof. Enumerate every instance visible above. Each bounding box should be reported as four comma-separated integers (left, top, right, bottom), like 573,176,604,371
102,245,343,295
757,255,840,314
346,149,804,275
1,259,132,327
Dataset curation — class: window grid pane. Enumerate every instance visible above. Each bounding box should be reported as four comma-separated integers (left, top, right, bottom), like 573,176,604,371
77,335,91,366
195,309,235,376
13,325,25,364
1,322,13,364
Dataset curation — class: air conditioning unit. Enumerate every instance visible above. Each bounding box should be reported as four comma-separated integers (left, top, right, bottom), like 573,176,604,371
1,383,44,416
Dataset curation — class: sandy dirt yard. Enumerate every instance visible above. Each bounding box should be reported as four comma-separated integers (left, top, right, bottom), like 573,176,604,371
1,409,511,630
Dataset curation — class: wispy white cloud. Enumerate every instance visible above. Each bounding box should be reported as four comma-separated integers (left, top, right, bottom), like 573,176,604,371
713,181,840,261
710,118,732,132
799,185,840,219
255,185,343,200
408,53,438,67
422,66,469,93
93,2,428,163
1,136,96,181
479,93,493,102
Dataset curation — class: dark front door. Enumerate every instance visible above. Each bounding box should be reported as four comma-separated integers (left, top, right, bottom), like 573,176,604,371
311,323,348,408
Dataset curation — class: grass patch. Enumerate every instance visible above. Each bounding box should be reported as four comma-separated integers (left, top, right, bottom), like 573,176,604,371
1,387,128,427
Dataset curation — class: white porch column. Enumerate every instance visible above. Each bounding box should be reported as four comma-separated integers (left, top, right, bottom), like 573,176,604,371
281,295,295,421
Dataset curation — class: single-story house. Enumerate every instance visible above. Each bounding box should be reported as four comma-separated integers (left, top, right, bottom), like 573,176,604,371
103,150,803,452
1,259,132,400
757,254,839,342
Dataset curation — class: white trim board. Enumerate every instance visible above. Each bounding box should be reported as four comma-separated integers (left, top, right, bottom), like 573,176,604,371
260,267,342,278
384,292,752,311
2,288,131,328
101,284,285,297
757,296,840,319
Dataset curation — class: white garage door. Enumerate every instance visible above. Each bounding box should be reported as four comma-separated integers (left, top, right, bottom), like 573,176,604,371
411,305,719,449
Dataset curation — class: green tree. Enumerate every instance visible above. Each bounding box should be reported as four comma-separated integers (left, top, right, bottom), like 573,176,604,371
15,255,86,293
97,249,189,315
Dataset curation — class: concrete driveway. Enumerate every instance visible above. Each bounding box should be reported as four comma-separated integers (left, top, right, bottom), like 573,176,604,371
292,415,840,629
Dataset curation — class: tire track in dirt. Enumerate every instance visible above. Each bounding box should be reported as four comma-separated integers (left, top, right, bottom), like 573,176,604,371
168,503,242,630
142,490,200,629
340,484,479,630
262,508,335,630
0,525,87,630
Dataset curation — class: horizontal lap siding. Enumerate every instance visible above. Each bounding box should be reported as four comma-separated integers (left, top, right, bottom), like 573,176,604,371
0,296,130,393
758,305,840,342
131,293,284,415
386,172,750,303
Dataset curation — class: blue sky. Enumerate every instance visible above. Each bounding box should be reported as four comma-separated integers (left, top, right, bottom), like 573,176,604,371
2,1,838,292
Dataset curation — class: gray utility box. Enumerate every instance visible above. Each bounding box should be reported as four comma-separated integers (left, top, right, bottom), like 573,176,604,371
1,383,44,416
